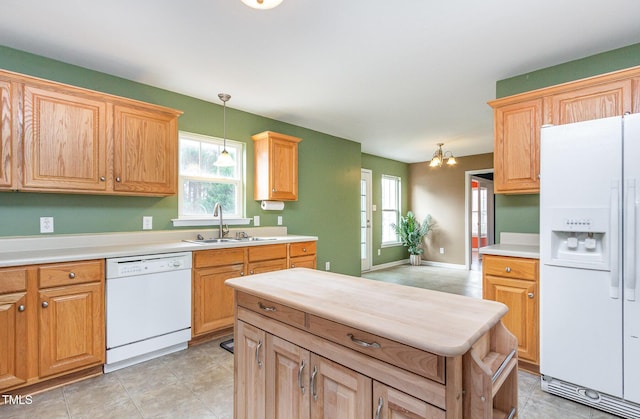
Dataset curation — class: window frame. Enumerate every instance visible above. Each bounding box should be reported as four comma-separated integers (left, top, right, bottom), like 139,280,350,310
173,131,250,227
381,174,402,246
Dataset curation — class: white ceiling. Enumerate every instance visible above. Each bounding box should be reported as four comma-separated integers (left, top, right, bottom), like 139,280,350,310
1,0,639,163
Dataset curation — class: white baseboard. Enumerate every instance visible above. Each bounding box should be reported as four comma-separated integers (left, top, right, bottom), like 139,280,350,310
364,259,467,273
422,260,467,270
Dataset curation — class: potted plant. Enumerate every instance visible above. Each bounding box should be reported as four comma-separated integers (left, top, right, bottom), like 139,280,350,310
392,212,433,266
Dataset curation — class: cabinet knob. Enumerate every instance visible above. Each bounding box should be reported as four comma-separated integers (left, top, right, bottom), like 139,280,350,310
42,301,49,308
302,248,307,253
528,292,534,299
505,267,511,273
250,270,254,275
116,177,121,182
69,272,76,279
291,264,296,268
272,188,276,192
240,272,244,276
18,305,25,312
100,176,106,181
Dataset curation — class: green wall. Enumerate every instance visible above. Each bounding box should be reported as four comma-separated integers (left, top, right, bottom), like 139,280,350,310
0,45,362,276
494,42,640,241
361,153,410,266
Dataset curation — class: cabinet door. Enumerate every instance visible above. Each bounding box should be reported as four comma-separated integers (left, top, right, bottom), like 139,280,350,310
0,77,15,189
633,76,640,114
0,292,28,390
290,255,316,269
248,259,288,275
484,275,538,363
38,282,104,377
22,84,108,192
310,354,372,419
266,334,310,419
549,79,632,125
373,381,444,419
113,104,178,195
268,138,299,200
192,264,243,337
236,320,266,419
493,99,542,194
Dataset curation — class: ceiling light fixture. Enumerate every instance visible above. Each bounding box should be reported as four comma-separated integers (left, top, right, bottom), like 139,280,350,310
214,93,235,167
429,143,457,167
241,0,283,10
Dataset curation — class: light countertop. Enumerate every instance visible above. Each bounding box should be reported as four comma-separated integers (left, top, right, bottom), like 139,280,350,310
479,232,540,259
0,228,317,267
226,268,508,357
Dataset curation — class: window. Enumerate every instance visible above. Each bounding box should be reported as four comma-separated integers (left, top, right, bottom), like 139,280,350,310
381,175,401,245
178,131,244,221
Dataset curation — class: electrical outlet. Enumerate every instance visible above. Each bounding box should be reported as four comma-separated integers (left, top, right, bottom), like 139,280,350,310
143,216,153,230
277,216,283,225
40,217,54,234
440,247,445,254
253,215,260,226
377,249,381,256
325,261,331,271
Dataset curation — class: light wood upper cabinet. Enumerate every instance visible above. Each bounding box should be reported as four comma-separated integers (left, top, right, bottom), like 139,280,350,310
22,83,109,192
113,104,178,195
490,65,640,194
493,99,542,194
253,131,302,201
0,77,16,190
0,69,182,196
547,79,632,125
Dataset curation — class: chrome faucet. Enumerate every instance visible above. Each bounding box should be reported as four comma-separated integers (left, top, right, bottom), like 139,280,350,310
213,203,229,239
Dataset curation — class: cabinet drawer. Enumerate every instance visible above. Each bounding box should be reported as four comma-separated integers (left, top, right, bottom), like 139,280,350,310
237,292,306,329
308,315,445,383
289,241,316,257
247,244,287,262
39,260,104,288
194,248,245,269
0,267,28,294
483,255,538,281
290,255,316,269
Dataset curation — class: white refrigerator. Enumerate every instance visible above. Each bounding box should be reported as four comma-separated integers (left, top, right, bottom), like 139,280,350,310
540,113,640,418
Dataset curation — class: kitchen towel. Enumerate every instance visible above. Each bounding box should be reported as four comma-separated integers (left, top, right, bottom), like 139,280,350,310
261,200,285,211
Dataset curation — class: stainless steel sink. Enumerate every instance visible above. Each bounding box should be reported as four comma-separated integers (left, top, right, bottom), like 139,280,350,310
245,237,277,241
183,238,239,244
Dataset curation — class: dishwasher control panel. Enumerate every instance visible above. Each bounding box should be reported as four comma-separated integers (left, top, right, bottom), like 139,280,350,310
106,252,193,279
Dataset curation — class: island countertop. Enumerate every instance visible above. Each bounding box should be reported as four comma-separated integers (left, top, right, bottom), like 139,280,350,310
226,268,508,357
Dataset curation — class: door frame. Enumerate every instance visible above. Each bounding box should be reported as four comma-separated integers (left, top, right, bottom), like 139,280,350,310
361,169,373,272
464,168,494,269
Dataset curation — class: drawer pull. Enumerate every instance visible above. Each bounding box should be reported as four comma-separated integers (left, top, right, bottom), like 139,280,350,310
492,349,517,383
375,396,383,419
291,264,296,268
69,272,76,279
256,339,263,368
18,305,25,312
302,248,307,253
347,333,381,349
258,302,277,312
42,301,49,308
505,267,511,273
298,359,306,394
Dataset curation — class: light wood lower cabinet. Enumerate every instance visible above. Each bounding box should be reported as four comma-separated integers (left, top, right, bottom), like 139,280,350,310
289,241,317,269
483,254,539,372
0,260,105,394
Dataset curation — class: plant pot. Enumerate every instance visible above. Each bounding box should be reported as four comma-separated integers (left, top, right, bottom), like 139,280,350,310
409,254,422,266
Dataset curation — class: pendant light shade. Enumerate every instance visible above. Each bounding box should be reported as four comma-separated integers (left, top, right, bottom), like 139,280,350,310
241,0,283,10
214,93,235,167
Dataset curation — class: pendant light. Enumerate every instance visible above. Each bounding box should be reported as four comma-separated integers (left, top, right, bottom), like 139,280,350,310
429,143,457,167
214,93,235,167
241,0,283,9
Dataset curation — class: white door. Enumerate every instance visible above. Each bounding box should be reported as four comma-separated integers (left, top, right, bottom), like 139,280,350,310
624,113,640,403
361,169,372,271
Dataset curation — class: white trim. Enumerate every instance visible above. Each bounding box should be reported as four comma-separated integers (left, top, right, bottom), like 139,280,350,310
464,168,494,270
422,260,467,270
363,259,408,272
171,218,252,227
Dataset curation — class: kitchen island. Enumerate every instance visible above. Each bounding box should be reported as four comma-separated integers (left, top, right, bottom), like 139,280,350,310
226,268,518,419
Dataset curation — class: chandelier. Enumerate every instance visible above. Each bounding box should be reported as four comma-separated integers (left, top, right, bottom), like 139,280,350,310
429,143,457,167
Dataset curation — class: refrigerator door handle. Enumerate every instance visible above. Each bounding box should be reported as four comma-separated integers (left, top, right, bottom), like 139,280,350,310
611,181,621,299
625,179,637,301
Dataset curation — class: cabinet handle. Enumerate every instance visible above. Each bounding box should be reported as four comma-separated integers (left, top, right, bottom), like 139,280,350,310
68,272,76,279
291,264,296,268
116,177,121,182
100,176,106,181
250,270,254,275
255,339,263,369
42,301,49,308
375,396,383,419
272,188,276,192
240,272,244,276
505,267,511,273
310,365,318,401
528,292,534,299
258,302,276,312
298,359,306,394
347,333,381,349
302,248,307,253
18,305,25,312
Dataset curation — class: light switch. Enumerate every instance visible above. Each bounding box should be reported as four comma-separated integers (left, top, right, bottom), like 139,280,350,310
143,216,153,230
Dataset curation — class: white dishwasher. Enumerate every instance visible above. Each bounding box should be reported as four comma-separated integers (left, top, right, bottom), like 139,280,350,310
105,252,192,373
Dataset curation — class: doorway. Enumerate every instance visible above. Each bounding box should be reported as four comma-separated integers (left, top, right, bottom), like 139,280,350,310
464,170,495,270
360,169,372,271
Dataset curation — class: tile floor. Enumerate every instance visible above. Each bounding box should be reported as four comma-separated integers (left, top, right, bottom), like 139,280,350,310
0,264,622,418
